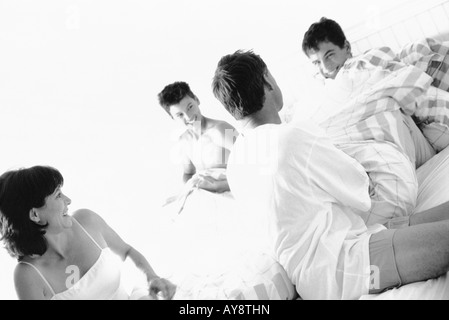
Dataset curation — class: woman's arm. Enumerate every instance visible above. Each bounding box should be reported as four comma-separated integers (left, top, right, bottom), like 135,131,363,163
78,209,176,299
125,247,176,300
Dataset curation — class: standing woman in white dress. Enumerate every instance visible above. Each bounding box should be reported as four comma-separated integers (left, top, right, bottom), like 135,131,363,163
0,165,176,300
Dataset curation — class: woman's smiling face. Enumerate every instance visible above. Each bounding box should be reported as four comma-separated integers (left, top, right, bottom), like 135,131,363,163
34,186,73,232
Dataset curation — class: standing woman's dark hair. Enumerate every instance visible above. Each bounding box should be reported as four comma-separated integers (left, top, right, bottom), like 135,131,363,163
0,166,64,260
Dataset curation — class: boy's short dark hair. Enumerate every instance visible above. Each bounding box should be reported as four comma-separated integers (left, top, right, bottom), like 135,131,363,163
157,82,197,116
212,50,269,120
302,17,348,56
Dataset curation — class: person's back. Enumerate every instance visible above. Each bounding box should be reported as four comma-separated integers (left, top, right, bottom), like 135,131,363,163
212,51,378,298
228,119,384,299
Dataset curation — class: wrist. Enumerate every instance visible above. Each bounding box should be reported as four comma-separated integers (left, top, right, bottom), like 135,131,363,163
385,216,411,229
148,277,161,290
148,273,160,280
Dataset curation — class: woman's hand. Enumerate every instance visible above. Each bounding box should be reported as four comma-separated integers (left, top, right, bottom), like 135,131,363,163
148,277,177,300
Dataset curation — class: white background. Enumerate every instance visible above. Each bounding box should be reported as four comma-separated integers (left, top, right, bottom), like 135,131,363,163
0,0,415,299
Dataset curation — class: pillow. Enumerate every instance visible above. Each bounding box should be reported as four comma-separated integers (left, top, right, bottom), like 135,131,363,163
414,86,449,152
431,47,449,93
397,39,449,153
398,38,446,75
398,38,449,92
416,144,449,212
361,47,399,66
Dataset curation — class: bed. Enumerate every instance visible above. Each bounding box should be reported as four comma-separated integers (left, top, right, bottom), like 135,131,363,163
143,120,449,300
347,0,449,57
344,0,449,300
325,0,449,299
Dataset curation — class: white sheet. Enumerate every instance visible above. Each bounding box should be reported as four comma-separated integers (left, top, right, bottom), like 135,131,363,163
152,187,297,300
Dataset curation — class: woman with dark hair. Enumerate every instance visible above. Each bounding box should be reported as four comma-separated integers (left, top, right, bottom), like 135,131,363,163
0,166,176,300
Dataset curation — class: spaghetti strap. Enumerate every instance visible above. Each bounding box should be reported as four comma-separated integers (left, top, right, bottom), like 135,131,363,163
73,218,103,250
18,261,56,297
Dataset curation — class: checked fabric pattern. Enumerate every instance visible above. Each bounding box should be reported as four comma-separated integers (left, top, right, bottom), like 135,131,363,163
316,48,432,226
398,38,449,152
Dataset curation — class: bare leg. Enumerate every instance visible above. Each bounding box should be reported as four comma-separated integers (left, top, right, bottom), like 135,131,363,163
393,220,449,284
410,201,449,226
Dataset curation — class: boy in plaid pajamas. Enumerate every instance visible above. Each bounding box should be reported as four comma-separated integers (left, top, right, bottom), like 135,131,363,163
301,18,436,228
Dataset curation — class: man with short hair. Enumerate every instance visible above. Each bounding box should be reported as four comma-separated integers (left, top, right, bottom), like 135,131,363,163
302,17,352,80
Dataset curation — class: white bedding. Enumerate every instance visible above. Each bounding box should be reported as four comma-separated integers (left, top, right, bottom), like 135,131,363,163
159,145,449,300
152,188,296,300
152,143,449,300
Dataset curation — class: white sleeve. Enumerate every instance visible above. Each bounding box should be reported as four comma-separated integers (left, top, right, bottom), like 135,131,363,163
275,126,371,214
306,134,371,212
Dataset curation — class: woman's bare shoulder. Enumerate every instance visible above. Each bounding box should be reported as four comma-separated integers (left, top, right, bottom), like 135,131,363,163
72,209,104,228
14,261,47,299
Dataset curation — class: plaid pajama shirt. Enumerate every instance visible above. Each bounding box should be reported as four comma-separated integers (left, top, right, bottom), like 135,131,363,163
317,48,432,226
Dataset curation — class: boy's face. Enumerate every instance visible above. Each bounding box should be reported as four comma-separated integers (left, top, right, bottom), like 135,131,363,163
168,95,202,128
307,40,352,80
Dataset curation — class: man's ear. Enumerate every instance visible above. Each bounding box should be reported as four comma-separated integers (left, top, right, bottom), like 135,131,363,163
29,209,41,224
263,73,274,91
195,96,201,105
345,40,352,55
